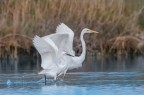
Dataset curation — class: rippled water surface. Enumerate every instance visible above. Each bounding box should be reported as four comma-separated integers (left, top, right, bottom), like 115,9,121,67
0,56,144,95
0,72,144,95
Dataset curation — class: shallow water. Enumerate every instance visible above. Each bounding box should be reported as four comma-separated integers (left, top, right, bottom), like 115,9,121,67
0,72,144,95
0,56,144,95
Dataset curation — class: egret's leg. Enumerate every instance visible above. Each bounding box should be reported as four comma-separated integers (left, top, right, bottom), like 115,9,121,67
62,70,67,79
44,75,46,85
54,76,57,81
62,73,65,79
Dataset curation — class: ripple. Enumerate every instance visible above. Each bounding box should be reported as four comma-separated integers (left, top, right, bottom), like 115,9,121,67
0,72,144,95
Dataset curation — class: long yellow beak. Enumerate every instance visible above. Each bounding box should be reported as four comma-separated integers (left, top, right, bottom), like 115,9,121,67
89,29,99,33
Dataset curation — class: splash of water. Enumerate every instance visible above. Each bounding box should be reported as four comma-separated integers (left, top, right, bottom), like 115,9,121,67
7,79,13,86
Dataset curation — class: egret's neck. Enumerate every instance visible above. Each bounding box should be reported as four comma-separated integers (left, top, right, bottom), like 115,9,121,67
79,31,86,62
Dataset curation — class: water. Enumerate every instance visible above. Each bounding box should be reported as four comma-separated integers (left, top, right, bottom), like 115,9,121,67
0,72,144,95
0,56,144,95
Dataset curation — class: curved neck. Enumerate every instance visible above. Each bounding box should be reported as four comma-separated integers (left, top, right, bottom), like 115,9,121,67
79,31,86,61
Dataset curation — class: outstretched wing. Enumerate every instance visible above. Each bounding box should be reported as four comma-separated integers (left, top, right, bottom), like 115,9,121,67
56,23,74,35
42,23,75,56
33,35,58,69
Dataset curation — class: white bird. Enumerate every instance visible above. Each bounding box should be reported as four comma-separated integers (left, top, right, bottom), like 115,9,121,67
33,35,68,81
33,23,98,83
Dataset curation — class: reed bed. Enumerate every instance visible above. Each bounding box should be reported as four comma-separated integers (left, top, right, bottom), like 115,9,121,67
0,0,144,58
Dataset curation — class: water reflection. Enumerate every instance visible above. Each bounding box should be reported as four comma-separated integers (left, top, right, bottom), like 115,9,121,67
0,55,41,73
81,55,144,72
0,55,144,73
0,55,144,95
0,72,144,95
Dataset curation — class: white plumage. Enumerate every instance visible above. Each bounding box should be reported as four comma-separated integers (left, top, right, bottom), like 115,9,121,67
33,23,98,80
42,23,75,56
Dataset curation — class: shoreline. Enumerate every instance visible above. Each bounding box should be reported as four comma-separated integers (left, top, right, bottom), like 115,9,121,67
0,34,144,59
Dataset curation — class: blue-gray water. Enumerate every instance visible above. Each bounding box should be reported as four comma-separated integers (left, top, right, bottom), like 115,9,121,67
0,56,144,95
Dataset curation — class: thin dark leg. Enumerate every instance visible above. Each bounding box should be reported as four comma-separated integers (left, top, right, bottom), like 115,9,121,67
44,75,46,85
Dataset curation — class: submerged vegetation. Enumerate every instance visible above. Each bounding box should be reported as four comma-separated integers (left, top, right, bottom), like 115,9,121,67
0,0,144,58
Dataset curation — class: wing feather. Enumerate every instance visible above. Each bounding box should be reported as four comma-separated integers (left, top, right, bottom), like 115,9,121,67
56,23,74,35
33,35,58,69
42,23,75,56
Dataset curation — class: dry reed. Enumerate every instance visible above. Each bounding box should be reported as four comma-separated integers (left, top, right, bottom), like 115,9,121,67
0,0,144,58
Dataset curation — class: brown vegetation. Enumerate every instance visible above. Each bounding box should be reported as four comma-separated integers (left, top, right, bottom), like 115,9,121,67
0,0,144,58
100,36,143,56
0,34,32,58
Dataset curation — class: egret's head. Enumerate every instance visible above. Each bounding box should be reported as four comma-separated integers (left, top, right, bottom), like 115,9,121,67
82,28,99,34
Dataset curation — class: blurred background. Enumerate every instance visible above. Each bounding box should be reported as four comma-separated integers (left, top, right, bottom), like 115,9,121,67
0,0,144,73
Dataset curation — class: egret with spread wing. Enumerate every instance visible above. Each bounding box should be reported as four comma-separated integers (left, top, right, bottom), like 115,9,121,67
33,23,98,83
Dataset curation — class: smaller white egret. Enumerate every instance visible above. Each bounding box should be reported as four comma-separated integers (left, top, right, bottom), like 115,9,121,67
33,23,98,84
33,36,68,82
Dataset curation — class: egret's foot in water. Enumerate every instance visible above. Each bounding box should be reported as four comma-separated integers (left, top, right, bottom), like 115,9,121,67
57,74,66,81
52,79,57,83
44,75,46,85
50,79,64,86
57,77,64,82
59,78,64,82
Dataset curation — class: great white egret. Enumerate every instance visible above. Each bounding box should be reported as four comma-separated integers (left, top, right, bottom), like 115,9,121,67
33,23,98,83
